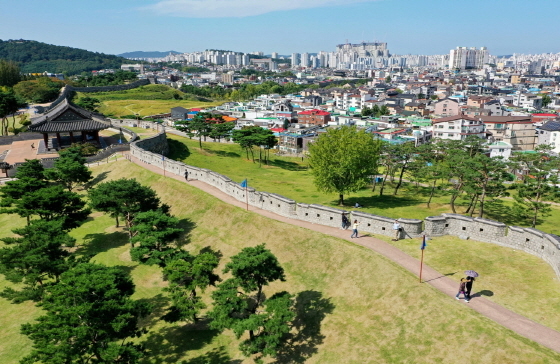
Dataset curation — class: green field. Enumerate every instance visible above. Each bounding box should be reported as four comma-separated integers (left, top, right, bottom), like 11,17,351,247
76,85,223,117
1,161,560,363
167,135,560,235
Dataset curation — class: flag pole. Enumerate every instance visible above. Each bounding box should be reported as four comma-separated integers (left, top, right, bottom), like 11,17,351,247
419,234,426,283
419,248,424,283
245,183,248,211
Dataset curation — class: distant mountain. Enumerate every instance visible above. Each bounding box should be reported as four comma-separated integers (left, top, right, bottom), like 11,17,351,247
0,39,130,75
118,51,181,59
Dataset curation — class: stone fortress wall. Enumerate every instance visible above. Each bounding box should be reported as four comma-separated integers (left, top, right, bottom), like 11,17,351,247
131,131,560,279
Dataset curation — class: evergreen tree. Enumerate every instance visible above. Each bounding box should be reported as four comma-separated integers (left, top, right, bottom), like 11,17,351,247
45,146,92,191
20,263,151,364
129,210,183,267
0,220,75,303
208,244,294,360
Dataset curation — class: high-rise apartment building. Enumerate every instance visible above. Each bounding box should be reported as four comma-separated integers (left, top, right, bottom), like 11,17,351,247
291,53,300,67
271,52,278,59
449,47,489,70
301,52,310,67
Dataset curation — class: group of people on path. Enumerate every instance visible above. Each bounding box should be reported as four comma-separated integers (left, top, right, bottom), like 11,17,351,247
456,276,476,303
342,212,402,241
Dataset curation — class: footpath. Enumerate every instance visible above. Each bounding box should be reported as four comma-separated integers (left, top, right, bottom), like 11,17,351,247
125,153,560,354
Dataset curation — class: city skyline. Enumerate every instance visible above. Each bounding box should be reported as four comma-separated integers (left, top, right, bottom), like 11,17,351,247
1,0,559,56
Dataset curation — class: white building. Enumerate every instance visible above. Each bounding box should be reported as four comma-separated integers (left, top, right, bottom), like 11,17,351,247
432,115,486,140
449,47,489,70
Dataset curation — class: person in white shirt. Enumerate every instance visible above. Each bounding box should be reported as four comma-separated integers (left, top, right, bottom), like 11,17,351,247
392,220,401,241
350,220,360,238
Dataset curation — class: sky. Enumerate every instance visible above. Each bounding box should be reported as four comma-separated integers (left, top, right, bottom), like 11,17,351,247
1,0,559,56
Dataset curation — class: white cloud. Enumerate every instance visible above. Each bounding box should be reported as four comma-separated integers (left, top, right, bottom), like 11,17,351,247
141,0,378,18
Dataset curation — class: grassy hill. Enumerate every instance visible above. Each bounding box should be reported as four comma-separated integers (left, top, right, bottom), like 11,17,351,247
1,160,560,363
0,39,130,75
76,84,223,117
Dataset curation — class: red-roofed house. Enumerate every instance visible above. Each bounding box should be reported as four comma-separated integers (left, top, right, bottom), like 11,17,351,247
532,113,558,123
298,109,331,126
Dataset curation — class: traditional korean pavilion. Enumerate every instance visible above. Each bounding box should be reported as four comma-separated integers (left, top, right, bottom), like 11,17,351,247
29,99,110,150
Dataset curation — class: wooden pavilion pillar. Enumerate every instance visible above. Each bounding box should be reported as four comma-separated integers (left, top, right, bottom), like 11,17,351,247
69,132,75,144
94,131,100,144
56,133,62,149
81,131,86,142
43,133,49,150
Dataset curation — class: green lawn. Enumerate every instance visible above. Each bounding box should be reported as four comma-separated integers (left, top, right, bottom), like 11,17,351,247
76,85,223,117
1,162,559,363
167,135,560,235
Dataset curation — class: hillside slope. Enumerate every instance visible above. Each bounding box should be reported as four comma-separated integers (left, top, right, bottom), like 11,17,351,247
0,39,129,75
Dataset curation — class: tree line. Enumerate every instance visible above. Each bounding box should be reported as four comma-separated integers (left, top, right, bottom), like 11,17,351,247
308,127,560,227
0,39,129,75
0,148,299,363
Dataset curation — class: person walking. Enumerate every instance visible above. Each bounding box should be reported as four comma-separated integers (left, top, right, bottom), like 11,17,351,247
392,219,401,241
31,143,35,149
350,220,359,238
184,170,189,181
341,212,350,230
456,278,468,301
465,276,475,302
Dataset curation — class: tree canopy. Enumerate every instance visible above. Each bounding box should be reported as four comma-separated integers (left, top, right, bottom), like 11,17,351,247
20,263,151,364
308,126,382,205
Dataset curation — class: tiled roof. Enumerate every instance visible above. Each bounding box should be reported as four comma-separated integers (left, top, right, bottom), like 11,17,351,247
29,99,110,133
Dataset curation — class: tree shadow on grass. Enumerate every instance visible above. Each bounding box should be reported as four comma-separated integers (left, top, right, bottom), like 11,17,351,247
138,293,171,329
269,159,306,171
484,200,533,227
144,320,221,364
213,150,241,158
77,231,129,256
343,194,421,210
181,347,242,364
274,290,335,364
83,171,109,190
168,139,191,161
177,218,197,248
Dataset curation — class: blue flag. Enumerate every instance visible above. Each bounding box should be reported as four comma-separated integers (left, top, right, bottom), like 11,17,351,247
240,179,248,188
420,235,427,250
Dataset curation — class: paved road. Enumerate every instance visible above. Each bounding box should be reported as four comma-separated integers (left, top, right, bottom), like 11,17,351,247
125,153,560,354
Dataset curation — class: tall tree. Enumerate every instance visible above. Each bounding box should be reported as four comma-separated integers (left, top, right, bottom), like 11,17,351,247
0,220,75,303
208,245,294,360
20,263,151,364
129,210,183,266
163,252,221,323
392,142,416,195
18,184,90,230
45,146,92,191
309,126,381,205
0,88,20,135
0,159,48,222
89,178,168,235
510,146,560,227
0,59,21,87
208,121,235,142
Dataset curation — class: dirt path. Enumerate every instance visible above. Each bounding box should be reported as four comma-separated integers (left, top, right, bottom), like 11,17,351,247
125,153,560,354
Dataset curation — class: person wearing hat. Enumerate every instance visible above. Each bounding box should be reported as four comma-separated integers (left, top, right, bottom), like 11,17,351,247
392,220,401,241
455,278,468,301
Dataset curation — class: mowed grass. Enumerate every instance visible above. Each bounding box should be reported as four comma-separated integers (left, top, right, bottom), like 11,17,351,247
98,100,223,118
77,85,223,117
375,234,560,332
167,135,560,235
2,162,560,363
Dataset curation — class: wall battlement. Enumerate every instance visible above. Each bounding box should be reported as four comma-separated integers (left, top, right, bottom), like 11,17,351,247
131,131,560,280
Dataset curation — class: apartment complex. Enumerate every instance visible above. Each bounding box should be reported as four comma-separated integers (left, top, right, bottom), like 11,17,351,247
449,47,489,70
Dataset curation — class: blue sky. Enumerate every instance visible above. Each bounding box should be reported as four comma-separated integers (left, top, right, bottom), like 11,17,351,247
1,0,559,56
